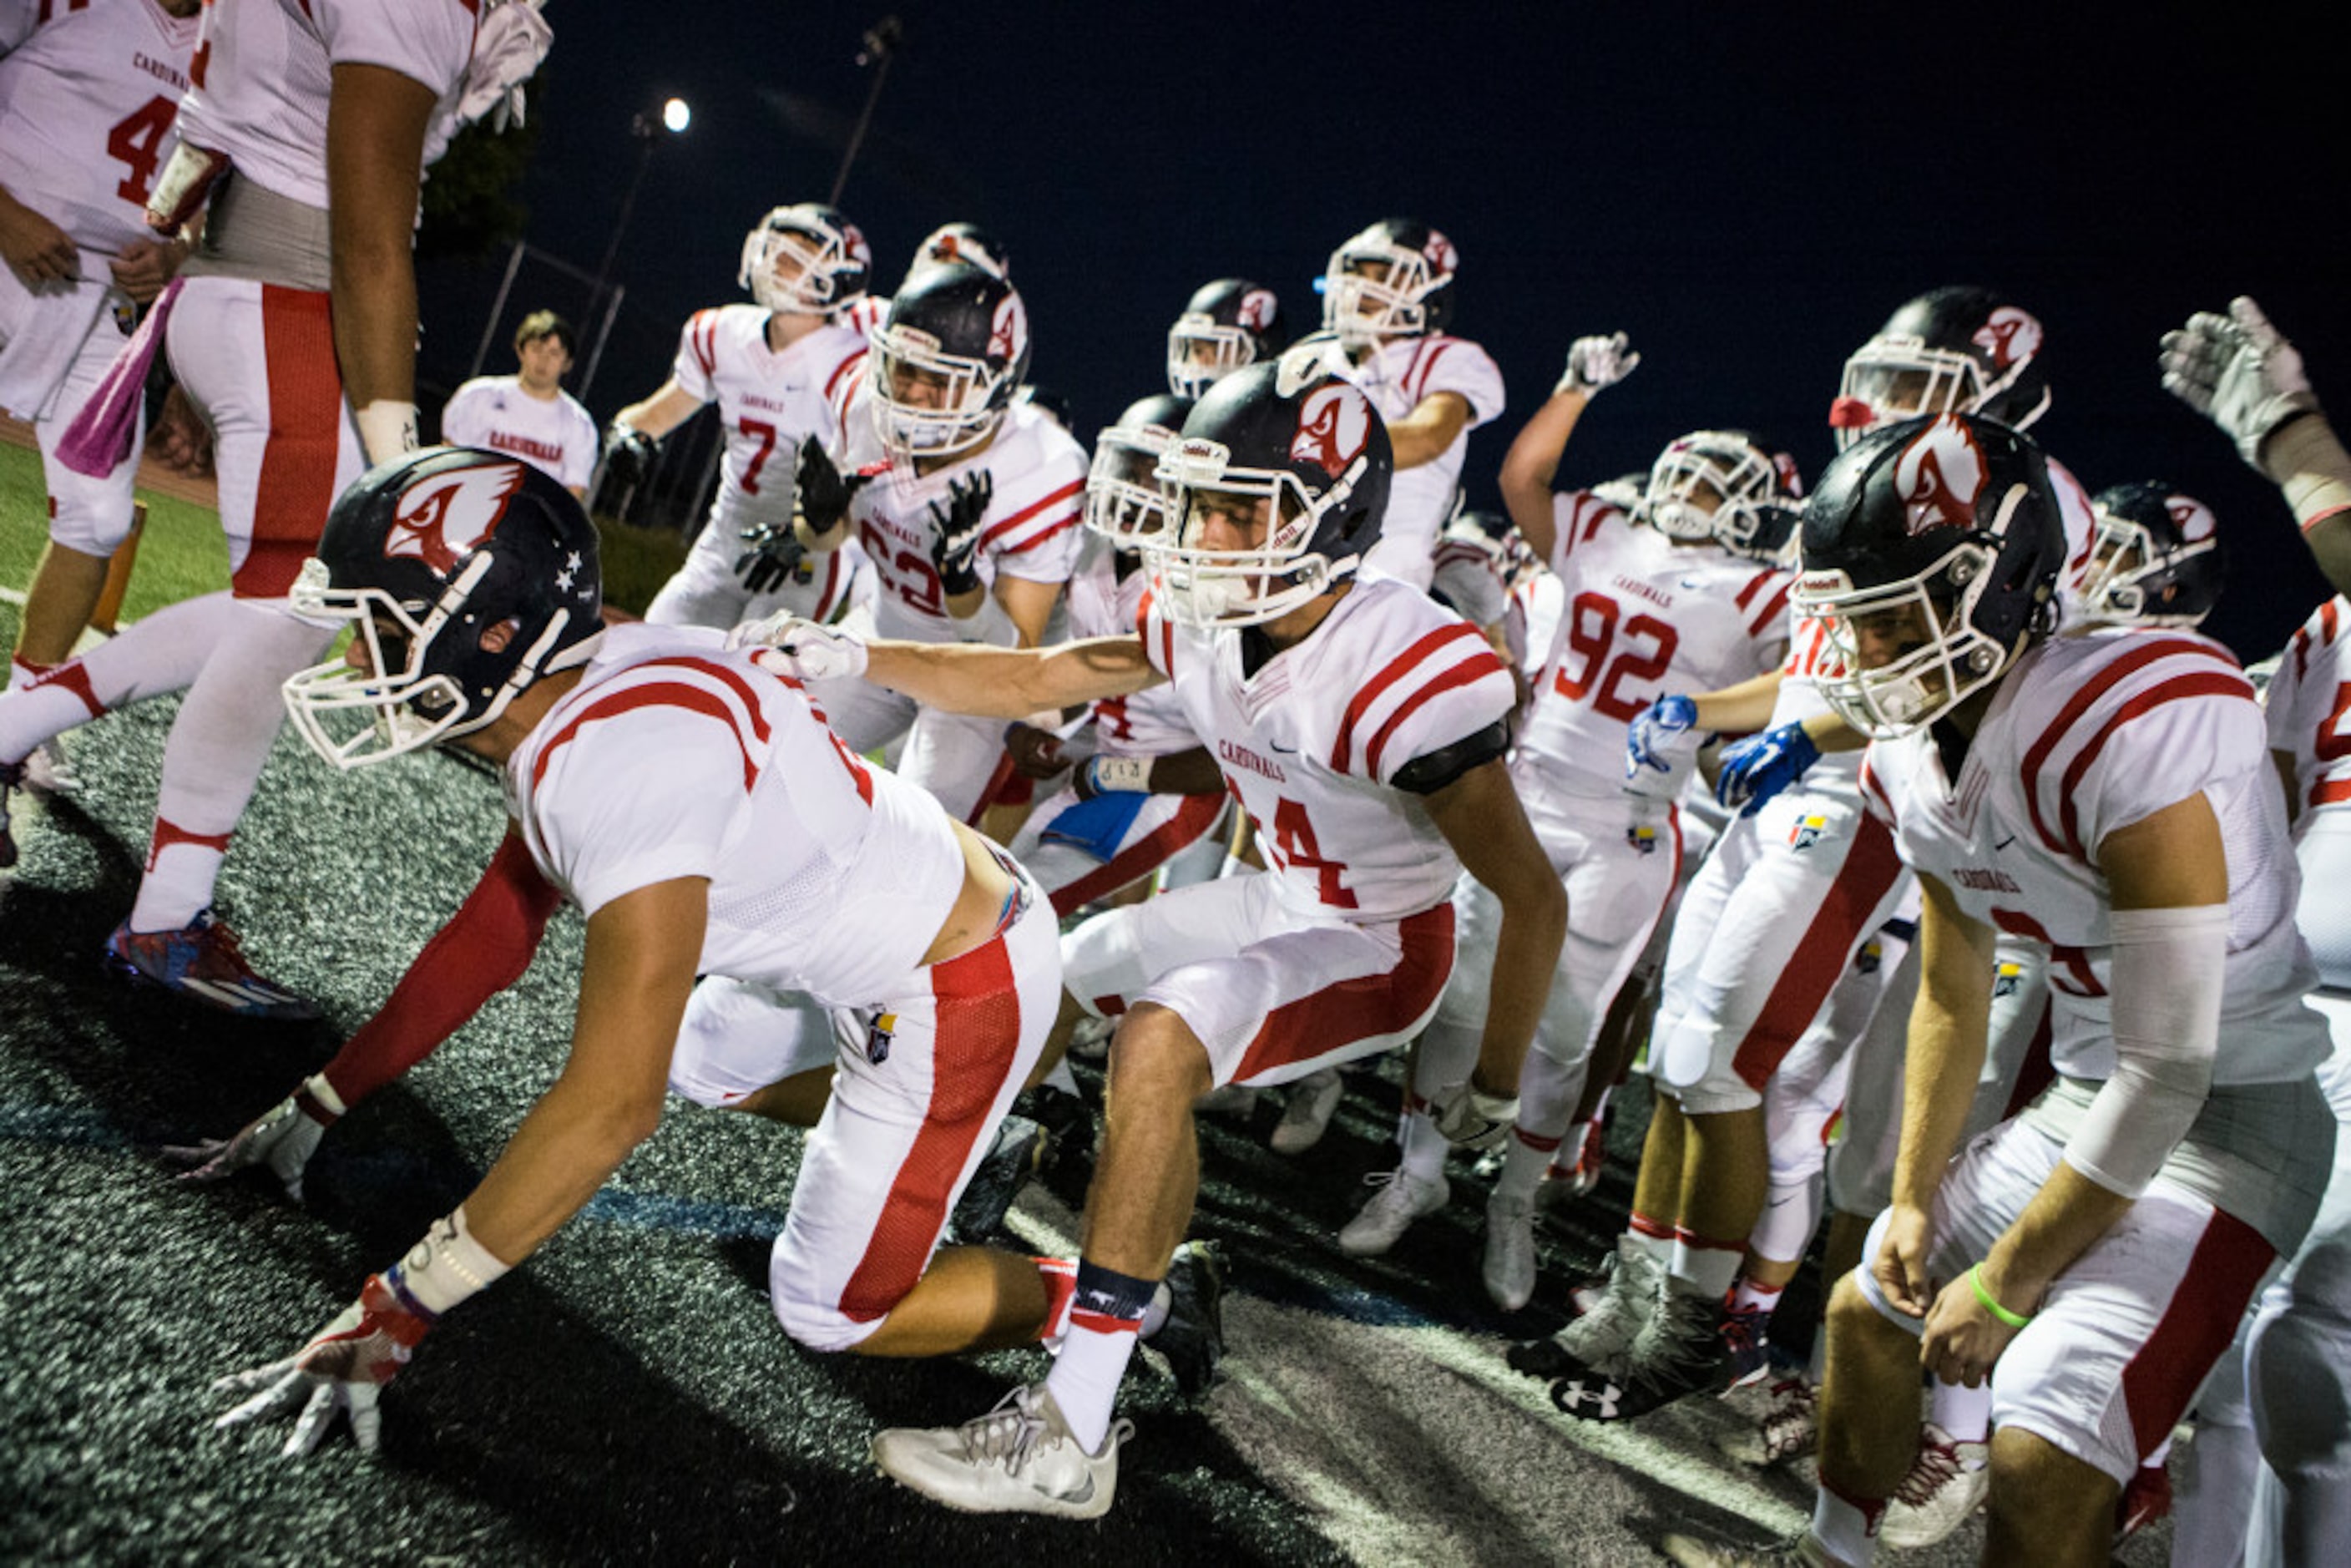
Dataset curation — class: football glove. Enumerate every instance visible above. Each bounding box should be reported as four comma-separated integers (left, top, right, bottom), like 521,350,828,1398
1625,694,1699,779
164,1075,337,1200
602,423,660,488
212,1273,434,1457
928,471,994,596
1715,721,1821,815
727,614,870,682
1428,1080,1520,1151
794,440,869,534
734,518,805,596
2159,296,2320,473
1004,721,1079,781
1555,332,1640,399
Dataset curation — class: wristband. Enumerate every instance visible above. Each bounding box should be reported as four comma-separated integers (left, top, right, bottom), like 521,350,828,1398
295,1070,346,1125
387,1206,512,1318
1967,1264,2031,1329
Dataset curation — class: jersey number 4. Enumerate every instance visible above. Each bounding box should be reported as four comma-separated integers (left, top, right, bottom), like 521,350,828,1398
1267,797,1358,910
1555,590,1680,721
106,96,178,207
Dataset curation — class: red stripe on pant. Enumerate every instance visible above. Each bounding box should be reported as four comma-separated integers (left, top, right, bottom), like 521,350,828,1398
2121,1207,2273,1459
837,931,1026,1324
144,817,232,874
1047,792,1226,918
1228,903,1455,1085
236,286,342,599
1729,811,1904,1090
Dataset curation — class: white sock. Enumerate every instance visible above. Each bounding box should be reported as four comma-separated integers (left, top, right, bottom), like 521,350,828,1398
1927,1378,1993,1448
1046,1318,1140,1453
1398,1108,1448,1183
1811,1481,1881,1565
1670,1225,1747,1300
1493,1128,1555,1203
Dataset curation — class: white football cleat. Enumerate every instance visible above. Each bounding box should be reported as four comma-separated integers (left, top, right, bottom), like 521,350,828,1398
1714,1377,1819,1468
1269,1067,1345,1155
871,1382,1130,1520
1337,1166,1449,1257
1878,1422,1990,1549
1482,1189,1538,1311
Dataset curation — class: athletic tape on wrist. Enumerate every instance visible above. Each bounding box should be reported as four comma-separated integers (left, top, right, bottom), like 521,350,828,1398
388,1205,512,1318
2267,413,2351,531
1088,755,1152,794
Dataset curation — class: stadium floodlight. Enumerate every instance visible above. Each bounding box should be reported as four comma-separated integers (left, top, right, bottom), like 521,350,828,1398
662,98,691,134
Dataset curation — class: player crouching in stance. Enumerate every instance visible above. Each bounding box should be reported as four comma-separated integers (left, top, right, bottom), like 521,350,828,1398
1664,414,2335,1567
194,448,1090,1456
741,356,1567,1517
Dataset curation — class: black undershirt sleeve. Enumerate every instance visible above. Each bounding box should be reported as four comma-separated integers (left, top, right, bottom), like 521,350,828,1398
1389,717,1513,796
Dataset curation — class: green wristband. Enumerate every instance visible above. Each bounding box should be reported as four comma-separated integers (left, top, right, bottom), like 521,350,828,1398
1968,1264,2032,1329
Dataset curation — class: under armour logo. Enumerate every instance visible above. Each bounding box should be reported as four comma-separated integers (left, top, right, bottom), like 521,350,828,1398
384,460,527,574
1550,1377,1621,1420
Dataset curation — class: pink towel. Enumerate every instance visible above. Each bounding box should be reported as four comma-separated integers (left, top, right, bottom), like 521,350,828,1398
56,277,182,478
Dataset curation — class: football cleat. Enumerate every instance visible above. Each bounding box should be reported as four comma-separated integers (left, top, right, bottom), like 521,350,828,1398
1658,1530,1841,1567
1879,1422,1990,1550
1013,1083,1095,1197
2112,1457,2172,1547
102,909,320,1020
1715,1377,1820,1468
1269,1067,1345,1155
1337,1166,1449,1257
1065,1014,1115,1061
942,1113,1044,1247
1562,1113,1606,1196
0,757,22,869
1142,1240,1226,1398
1509,1233,1662,1379
21,740,79,796
1549,1285,1731,1423
1720,1301,1773,1391
1482,1189,1539,1312
872,1381,1130,1520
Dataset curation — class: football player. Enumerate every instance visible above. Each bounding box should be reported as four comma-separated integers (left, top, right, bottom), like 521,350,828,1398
1166,277,1287,400
185,449,1103,1458
740,354,1566,1518
0,0,523,1009
792,260,1088,825
0,0,200,794
438,309,599,497
606,202,877,633
1307,219,1506,590
1665,414,2334,1568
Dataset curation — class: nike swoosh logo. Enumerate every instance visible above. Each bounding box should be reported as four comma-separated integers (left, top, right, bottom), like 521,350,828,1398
1269,741,1299,754
1994,834,2016,851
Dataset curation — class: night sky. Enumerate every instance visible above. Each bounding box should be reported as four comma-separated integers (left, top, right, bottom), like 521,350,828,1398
417,1,2351,661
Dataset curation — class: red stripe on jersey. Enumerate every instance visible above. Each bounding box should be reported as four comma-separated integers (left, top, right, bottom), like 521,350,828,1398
2318,776,2351,808
823,346,867,404
979,479,1085,550
1859,756,1895,823
1729,810,1904,1090
1990,906,2054,942
996,513,1081,560
1228,903,1455,1085
240,286,341,597
2055,670,2257,858
1332,622,1487,773
1408,339,1458,407
1734,574,1769,610
1363,649,1509,778
2020,638,2246,856
2001,997,2057,1120
1045,792,1226,917
690,311,718,378
532,682,761,794
812,550,847,622
838,932,1029,1323
1747,579,1793,640
2121,1208,2273,1461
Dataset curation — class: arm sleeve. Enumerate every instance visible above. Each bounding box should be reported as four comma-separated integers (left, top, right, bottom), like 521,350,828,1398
2062,904,2228,1196
318,832,562,1107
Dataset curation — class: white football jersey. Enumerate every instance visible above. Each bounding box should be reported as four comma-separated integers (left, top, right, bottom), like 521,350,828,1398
1523,490,1790,800
439,375,599,492
0,0,199,255
172,0,475,212
2266,595,2351,822
838,396,1086,644
503,625,968,1008
1140,576,1517,923
1064,534,1197,759
1862,627,2326,1088
1318,331,1505,565
671,304,868,540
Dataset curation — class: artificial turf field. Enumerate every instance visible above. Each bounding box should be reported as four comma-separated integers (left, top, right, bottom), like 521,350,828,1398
0,589,2185,1566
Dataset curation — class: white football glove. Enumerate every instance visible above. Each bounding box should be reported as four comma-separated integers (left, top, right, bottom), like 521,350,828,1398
1427,1080,1521,1151
1555,332,1641,398
164,1076,336,1200
213,1274,434,1458
2159,296,2319,473
726,614,870,682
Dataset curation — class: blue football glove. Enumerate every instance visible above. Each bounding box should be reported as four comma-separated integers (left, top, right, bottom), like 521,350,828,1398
1625,694,1699,778
1715,721,1822,815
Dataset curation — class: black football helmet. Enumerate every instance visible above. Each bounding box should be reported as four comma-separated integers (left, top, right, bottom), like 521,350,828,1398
1167,278,1290,399
1147,351,1393,627
283,448,604,768
870,262,1031,458
1322,219,1458,349
1794,414,2063,736
1644,429,1806,563
912,220,1010,282
738,203,872,317
1086,392,1193,549
1829,286,2050,451
2083,482,2227,628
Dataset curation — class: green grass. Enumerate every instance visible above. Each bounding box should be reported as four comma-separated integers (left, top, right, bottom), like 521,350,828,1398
0,442,687,617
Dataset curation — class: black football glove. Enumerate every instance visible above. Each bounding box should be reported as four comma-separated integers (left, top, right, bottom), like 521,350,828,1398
928,471,994,597
796,440,869,534
603,424,659,488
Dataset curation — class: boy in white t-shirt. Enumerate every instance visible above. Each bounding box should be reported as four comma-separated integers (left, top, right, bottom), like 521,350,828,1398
440,310,598,495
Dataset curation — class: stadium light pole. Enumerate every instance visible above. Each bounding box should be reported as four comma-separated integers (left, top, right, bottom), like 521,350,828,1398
579,99,690,395
830,17,902,205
